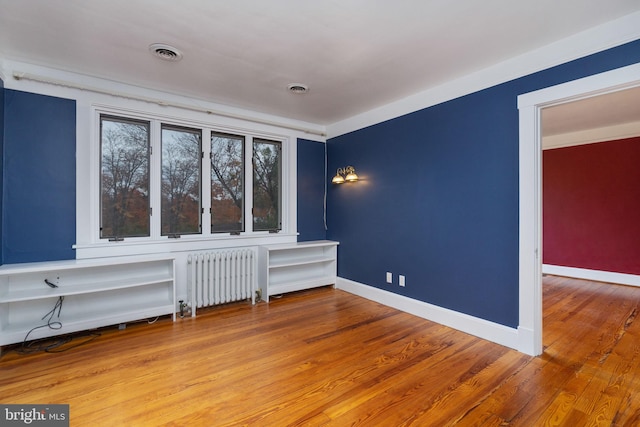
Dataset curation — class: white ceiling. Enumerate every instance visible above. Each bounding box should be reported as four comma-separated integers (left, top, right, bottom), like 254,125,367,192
1,0,639,127
542,86,640,136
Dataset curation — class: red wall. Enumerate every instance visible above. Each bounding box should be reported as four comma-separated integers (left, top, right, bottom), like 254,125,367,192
543,136,640,275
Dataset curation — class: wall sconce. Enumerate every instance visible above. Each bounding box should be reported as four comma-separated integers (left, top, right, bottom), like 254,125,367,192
332,166,359,184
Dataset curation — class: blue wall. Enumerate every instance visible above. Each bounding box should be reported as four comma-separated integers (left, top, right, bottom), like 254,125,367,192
327,39,640,328
297,138,327,241
2,89,76,264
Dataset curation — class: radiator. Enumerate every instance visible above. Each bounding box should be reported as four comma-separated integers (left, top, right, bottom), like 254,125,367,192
188,249,256,316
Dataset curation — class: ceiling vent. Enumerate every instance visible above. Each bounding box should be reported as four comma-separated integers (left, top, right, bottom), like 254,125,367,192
287,83,309,94
149,43,183,62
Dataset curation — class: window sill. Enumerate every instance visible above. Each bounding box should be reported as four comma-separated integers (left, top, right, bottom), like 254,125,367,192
74,233,299,259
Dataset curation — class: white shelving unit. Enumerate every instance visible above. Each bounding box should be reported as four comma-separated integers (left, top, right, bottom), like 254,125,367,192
258,240,338,302
0,255,175,348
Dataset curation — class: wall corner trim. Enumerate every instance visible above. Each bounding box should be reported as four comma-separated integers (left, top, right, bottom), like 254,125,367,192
335,277,531,355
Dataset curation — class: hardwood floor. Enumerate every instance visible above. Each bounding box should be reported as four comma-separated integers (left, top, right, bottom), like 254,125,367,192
1,276,640,426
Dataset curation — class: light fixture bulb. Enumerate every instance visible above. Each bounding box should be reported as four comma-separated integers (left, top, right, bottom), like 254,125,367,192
332,173,345,184
345,171,358,182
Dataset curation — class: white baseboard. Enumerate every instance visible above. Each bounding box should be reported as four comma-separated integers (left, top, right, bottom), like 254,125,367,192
336,277,521,352
543,265,640,287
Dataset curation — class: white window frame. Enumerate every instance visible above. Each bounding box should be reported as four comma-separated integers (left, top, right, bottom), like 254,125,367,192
77,104,295,258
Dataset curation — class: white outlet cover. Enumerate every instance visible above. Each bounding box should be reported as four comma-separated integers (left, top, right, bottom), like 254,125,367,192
386,272,392,283
399,275,405,286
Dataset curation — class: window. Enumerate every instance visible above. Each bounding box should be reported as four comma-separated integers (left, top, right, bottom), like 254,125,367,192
253,139,282,231
210,132,245,233
161,125,202,236
100,116,150,239
97,112,285,241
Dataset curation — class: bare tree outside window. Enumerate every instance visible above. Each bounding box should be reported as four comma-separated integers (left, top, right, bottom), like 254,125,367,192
211,133,244,233
100,116,150,239
253,139,281,231
161,125,202,236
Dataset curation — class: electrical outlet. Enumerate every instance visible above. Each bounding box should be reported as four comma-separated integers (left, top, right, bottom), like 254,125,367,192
386,272,393,284
399,275,405,287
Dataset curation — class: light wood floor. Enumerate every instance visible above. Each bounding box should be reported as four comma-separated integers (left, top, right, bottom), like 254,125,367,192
1,276,640,426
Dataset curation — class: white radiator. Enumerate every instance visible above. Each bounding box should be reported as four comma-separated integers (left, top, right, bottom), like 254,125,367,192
188,249,256,316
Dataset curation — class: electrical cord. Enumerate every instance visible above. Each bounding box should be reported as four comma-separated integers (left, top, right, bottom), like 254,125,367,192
13,330,102,356
20,296,65,352
40,331,101,353
14,294,102,355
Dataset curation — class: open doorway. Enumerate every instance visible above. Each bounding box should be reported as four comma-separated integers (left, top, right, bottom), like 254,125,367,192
541,87,640,285
517,63,640,356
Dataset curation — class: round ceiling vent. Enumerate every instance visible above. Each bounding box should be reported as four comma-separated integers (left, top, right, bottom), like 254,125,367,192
287,83,309,94
149,43,183,61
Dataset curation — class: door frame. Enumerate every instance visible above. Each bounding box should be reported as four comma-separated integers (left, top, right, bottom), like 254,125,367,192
517,62,640,356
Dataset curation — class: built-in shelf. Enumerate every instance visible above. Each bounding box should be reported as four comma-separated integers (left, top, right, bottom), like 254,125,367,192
0,274,173,303
0,255,176,348
258,240,338,302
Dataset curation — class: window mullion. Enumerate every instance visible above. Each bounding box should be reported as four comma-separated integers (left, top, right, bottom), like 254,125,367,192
245,136,254,233
149,120,162,239
202,128,212,236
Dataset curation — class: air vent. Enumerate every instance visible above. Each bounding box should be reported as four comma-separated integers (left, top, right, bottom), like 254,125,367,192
287,83,309,94
149,43,183,62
